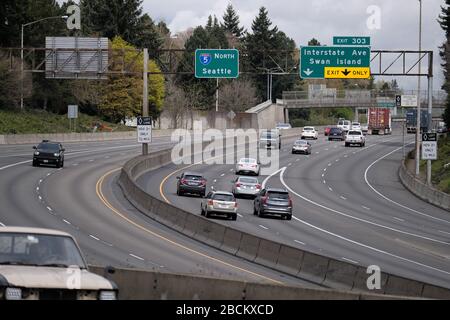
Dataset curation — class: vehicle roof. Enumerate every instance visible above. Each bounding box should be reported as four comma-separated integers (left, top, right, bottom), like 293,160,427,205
265,187,289,193
0,226,73,237
38,141,61,145
182,171,203,176
237,176,258,180
303,126,315,129
211,191,234,195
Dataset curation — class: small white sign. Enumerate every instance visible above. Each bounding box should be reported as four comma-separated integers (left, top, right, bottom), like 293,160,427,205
68,105,78,118
422,141,437,160
137,125,152,143
401,95,418,107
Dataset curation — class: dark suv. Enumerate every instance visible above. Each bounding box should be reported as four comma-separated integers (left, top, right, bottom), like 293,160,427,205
176,172,207,197
328,127,345,141
32,140,65,168
253,188,292,220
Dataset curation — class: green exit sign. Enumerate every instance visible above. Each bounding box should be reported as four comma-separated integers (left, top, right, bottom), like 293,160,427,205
333,36,371,46
195,49,239,78
300,46,370,79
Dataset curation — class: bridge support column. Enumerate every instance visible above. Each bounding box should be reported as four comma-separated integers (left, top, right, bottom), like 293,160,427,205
284,108,289,124
354,108,359,122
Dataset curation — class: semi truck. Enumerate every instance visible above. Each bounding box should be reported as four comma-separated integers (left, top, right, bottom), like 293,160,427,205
405,109,429,134
368,108,391,135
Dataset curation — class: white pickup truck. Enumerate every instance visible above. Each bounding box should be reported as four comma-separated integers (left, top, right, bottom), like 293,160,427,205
345,130,365,147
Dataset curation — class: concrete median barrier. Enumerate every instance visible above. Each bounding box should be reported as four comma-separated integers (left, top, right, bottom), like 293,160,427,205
254,239,281,269
297,252,330,285
88,265,415,300
275,245,303,277
322,260,358,290
236,233,261,262
193,219,227,248
384,275,425,297
220,228,243,255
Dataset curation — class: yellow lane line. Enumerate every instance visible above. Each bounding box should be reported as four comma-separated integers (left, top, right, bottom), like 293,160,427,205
96,167,284,285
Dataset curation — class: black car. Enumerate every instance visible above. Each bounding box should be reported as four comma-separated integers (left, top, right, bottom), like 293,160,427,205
32,140,65,168
328,127,345,141
253,188,292,220
176,171,207,197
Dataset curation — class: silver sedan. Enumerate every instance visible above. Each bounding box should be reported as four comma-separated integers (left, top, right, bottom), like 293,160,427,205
232,176,261,198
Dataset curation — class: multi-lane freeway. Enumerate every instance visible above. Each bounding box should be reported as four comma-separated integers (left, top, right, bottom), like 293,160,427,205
1,130,449,290
139,132,450,289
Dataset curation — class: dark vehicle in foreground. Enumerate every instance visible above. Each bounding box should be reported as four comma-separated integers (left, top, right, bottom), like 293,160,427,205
253,188,292,220
32,141,65,168
176,172,207,197
0,227,117,300
328,128,345,141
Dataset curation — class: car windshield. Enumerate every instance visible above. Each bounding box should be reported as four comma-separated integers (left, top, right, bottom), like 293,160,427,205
238,177,258,184
37,143,60,152
352,123,360,126
344,121,351,125
330,128,341,133
295,140,307,145
239,158,256,164
184,175,203,180
0,233,86,268
213,194,234,201
303,127,313,131
338,121,344,125
267,191,289,199
348,131,362,135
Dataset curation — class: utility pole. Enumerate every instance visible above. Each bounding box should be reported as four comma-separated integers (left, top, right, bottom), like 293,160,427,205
215,78,219,112
142,48,149,155
415,0,422,176
426,53,433,185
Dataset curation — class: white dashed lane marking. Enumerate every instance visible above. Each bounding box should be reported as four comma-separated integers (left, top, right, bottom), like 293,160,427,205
328,187,333,192
89,234,100,241
294,240,305,245
63,219,71,225
340,196,347,200
220,173,225,177
393,217,405,222
38,196,42,200
438,230,450,236
342,257,359,264
362,206,371,210
46,206,52,211
237,213,243,218
129,253,145,261
259,225,269,230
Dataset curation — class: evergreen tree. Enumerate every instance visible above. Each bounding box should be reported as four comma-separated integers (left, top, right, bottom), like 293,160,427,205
439,0,450,127
308,38,321,46
222,3,244,38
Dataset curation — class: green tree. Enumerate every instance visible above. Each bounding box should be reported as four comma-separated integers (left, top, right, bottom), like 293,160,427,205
222,3,244,38
243,7,296,101
98,36,164,122
439,0,450,127
308,38,321,46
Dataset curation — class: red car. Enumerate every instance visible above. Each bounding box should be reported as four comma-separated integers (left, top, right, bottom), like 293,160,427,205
324,127,332,136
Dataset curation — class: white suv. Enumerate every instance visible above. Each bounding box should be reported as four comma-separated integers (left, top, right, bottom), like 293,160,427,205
345,130,365,147
301,126,318,140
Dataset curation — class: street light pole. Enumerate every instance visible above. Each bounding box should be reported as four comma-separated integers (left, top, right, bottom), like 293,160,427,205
20,15,68,110
415,0,422,176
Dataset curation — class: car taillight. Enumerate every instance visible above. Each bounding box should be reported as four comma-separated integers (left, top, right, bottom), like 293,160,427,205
208,200,213,205
234,202,238,208
261,196,268,204
288,197,293,207
256,184,261,189
236,182,242,187
200,179,206,186
180,178,187,185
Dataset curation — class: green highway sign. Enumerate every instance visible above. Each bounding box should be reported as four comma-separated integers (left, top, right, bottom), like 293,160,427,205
333,36,371,46
300,46,370,79
195,49,239,78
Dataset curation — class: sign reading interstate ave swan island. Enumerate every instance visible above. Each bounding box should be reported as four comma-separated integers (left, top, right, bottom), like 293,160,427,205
195,49,239,78
300,46,371,79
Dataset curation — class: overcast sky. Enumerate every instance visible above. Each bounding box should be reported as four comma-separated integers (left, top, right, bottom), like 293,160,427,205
65,0,446,90
142,0,445,90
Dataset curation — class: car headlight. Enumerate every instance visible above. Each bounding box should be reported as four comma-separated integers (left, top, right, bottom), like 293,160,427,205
99,290,117,300
34,151,40,156
5,287,22,300
54,153,59,157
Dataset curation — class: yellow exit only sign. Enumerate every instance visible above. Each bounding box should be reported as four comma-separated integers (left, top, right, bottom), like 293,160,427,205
324,67,371,79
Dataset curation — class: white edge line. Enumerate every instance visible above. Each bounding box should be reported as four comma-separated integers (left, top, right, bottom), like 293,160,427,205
342,257,359,264
294,240,305,245
129,253,145,261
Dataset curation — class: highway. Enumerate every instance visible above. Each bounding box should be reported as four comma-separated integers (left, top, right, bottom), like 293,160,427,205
0,137,319,288
138,131,450,289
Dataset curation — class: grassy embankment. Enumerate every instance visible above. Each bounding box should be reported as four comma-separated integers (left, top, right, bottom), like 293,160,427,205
0,109,133,134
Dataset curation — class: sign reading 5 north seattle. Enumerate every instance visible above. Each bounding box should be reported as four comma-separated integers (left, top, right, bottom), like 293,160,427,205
300,46,370,79
195,49,239,78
